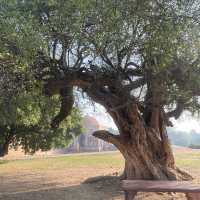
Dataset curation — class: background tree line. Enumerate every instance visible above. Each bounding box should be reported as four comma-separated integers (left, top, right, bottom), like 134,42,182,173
168,128,200,148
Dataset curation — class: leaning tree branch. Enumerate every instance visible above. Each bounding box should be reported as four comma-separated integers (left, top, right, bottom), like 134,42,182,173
51,86,74,128
125,61,141,69
125,77,146,91
167,100,187,119
125,68,143,77
93,130,122,148
100,49,115,69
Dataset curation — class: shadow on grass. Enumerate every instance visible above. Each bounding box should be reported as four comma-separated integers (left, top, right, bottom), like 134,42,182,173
0,160,9,165
0,175,179,200
0,176,123,200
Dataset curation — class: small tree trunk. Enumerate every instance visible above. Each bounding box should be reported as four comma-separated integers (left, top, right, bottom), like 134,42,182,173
0,130,14,157
0,147,4,157
0,142,9,157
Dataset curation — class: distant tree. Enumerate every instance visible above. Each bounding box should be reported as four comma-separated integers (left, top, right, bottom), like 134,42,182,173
190,130,200,147
167,128,200,147
2,1,200,189
167,128,191,147
189,144,200,149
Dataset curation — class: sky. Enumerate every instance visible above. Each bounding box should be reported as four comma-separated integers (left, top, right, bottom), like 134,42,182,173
172,112,200,133
81,103,117,129
82,103,200,133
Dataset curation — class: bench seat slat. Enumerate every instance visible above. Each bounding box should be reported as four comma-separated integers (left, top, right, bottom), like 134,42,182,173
122,180,200,193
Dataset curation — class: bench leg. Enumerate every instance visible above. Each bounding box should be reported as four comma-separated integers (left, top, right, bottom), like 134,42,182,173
186,193,200,200
124,191,137,200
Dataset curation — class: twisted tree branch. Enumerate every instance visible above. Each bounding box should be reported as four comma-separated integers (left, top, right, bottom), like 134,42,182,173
93,130,122,148
51,86,74,128
167,99,187,119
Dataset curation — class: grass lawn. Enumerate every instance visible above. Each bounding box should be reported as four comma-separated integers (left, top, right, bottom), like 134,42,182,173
175,152,200,169
0,149,200,200
0,153,124,173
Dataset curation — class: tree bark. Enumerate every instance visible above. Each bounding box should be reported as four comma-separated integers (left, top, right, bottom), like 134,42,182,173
0,142,9,157
0,130,14,157
93,103,192,183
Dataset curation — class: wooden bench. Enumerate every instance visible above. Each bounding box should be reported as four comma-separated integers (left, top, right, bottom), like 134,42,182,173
122,180,200,200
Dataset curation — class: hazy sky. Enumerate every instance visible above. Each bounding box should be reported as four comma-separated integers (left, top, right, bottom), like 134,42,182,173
82,103,200,133
172,112,200,133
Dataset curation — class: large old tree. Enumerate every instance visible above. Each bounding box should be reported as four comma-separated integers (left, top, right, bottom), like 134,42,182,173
2,0,200,183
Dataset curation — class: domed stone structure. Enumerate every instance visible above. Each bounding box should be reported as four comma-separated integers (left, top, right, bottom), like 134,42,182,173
67,115,116,152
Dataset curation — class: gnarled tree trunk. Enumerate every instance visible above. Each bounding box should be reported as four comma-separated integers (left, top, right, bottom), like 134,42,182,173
93,103,192,182
94,114,192,200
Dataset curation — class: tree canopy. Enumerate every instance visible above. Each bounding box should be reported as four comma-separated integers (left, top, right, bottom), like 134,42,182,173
1,0,200,181
2,0,199,123
0,56,83,156
0,4,83,155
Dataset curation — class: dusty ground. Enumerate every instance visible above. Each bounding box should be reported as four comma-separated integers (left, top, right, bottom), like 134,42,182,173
0,149,200,200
